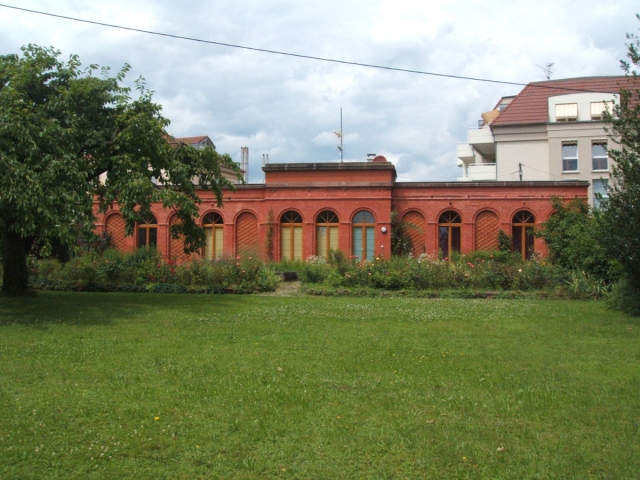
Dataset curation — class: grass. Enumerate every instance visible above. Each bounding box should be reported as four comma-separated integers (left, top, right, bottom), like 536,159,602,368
0,292,639,479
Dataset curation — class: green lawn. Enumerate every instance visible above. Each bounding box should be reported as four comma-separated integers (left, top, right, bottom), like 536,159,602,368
0,292,638,479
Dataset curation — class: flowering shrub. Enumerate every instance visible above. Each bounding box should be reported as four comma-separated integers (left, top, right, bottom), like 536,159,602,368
298,256,332,283
29,249,279,293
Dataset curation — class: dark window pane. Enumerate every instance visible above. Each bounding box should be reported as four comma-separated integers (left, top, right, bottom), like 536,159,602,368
592,157,608,170
439,210,461,224
316,210,338,224
148,227,157,248
525,227,534,259
512,226,523,255
353,211,375,224
563,158,578,171
451,227,461,253
281,211,302,224
138,227,147,248
439,226,449,256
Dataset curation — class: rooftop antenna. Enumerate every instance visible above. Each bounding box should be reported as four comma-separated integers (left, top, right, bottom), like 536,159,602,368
535,62,555,80
333,107,343,162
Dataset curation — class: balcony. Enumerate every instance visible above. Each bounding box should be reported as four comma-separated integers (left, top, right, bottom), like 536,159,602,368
457,143,474,162
457,163,496,182
468,127,495,146
466,127,496,160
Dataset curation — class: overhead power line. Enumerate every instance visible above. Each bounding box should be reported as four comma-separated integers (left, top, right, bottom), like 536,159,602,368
0,3,613,94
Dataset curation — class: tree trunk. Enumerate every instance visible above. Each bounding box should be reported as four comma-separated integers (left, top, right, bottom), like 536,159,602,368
1,225,30,296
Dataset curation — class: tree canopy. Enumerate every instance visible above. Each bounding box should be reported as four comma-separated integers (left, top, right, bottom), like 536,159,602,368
602,17,640,294
0,45,239,296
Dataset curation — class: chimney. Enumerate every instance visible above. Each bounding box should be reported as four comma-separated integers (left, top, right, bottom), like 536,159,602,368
367,153,376,161
240,147,249,183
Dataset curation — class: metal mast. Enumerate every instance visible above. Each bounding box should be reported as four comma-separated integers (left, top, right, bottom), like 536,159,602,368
334,108,343,162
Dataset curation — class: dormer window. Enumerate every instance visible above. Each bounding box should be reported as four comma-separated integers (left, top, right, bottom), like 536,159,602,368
590,101,613,120
555,103,578,122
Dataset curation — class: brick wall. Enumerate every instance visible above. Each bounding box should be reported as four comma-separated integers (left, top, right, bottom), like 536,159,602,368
94,166,588,262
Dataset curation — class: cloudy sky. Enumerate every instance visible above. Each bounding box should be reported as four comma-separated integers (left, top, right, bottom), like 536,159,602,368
1,1,638,182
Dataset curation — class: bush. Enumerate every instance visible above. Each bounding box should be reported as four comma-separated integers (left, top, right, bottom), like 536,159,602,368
608,278,640,315
29,250,280,294
563,270,613,300
538,197,611,282
321,254,565,292
298,256,332,284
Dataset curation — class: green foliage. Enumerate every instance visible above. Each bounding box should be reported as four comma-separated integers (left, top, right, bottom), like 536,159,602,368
0,45,240,295
608,278,640,315
497,230,512,252
601,17,640,292
264,209,274,261
564,270,613,300
298,256,332,284
390,209,419,256
320,254,565,291
538,197,611,281
29,249,279,293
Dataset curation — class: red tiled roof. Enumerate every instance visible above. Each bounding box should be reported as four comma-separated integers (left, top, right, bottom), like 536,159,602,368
491,76,633,126
168,135,210,145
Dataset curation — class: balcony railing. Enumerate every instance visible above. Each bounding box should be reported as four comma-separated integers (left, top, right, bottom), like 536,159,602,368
457,163,496,182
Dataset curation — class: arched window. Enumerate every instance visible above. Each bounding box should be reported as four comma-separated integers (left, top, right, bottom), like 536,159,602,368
316,210,339,258
137,215,157,249
512,210,535,260
352,210,375,262
203,212,224,260
281,211,303,261
438,211,461,258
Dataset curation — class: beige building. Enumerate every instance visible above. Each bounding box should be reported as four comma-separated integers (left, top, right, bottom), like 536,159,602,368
457,76,632,206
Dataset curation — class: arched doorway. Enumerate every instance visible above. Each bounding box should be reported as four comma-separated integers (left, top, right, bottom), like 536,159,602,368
316,210,339,258
280,211,303,261
512,210,535,260
353,210,375,262
202,212,224,260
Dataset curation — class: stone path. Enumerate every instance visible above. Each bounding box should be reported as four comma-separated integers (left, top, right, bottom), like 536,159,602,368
258,281,302,297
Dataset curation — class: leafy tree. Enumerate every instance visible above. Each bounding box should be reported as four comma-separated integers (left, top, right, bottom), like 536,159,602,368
602,16,640,296
0,45,239,296
538,197,611,281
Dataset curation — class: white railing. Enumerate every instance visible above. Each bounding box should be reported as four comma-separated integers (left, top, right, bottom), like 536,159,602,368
457,163,496,181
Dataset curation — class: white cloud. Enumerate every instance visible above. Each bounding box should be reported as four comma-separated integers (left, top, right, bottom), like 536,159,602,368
1,0,638,183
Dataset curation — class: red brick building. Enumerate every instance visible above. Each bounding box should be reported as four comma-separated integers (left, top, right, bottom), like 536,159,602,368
95,157,588,262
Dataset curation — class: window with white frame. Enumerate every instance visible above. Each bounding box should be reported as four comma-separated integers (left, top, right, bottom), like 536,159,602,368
592,142,608,171
556,103,578,121
590,101,614,120
592,179,609,209
562,142,578,172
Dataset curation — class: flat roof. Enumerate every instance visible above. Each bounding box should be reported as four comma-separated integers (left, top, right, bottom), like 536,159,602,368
262,161,396,172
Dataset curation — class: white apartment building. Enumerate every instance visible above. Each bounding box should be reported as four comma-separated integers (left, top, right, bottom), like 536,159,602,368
457,76,632,206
